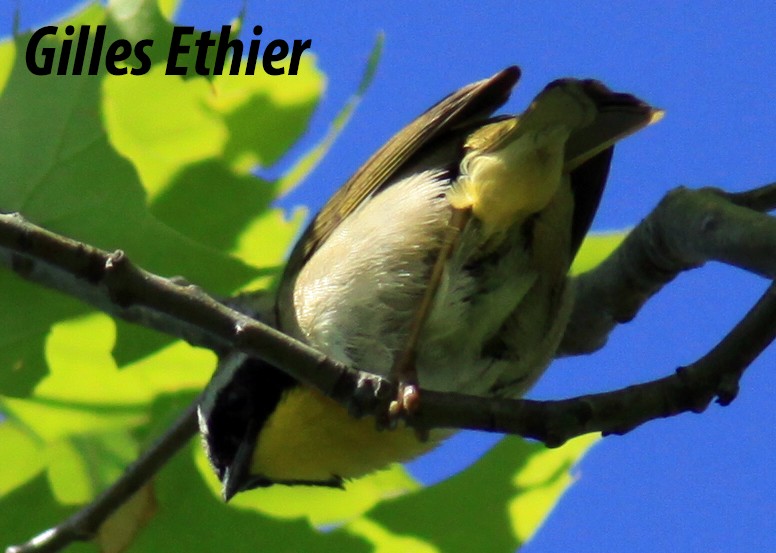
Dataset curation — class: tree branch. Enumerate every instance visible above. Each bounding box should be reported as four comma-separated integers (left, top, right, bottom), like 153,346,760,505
2,181,775,553
560,184,776,355
724,181,776,212
418,279,776,444
0,212,360,396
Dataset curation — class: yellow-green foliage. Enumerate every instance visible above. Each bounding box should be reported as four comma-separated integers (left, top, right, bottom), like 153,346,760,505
0,2,611,551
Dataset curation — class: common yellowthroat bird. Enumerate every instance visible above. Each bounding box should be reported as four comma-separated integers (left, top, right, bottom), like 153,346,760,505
198,66,662,500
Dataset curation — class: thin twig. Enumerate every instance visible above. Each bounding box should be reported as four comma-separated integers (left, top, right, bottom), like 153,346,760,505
0,202,774,440
1,181,775,553
6,400,199,553
414,279,776,444
5,275,774,553
0,212,358,394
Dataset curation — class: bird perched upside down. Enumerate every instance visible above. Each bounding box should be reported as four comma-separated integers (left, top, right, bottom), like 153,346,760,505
198,66,662,500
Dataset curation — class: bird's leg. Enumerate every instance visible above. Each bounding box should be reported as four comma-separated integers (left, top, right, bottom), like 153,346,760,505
386,206,472,425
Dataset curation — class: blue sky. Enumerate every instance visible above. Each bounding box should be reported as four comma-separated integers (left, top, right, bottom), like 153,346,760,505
6,1,776,551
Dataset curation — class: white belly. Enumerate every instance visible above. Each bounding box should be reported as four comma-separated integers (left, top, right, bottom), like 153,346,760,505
291,169,572,398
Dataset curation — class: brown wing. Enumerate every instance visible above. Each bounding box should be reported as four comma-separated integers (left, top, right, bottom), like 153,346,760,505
285,66,521,276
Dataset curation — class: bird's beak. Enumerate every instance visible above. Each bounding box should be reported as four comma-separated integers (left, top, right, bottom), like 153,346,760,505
221,420,260,502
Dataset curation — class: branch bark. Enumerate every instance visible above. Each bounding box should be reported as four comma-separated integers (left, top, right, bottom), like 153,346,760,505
2,181,775,553
560,184,776,354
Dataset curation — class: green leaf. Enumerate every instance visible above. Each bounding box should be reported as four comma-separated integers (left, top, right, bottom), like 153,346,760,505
38,313,214,404
156,0,180,20
0,0,319,388
209,54,325,173
0,396,143,443
0,2,602,552
508,435,597,542
0,1,369,548
46,434,137,505
129,442,371,553
0,473,75,548
194,443,421,527
0,37,15,92
346,517,441,553
571,231,627,275
363,435,597,552
0,418,45,496
0,276,85,395
102,65,230,198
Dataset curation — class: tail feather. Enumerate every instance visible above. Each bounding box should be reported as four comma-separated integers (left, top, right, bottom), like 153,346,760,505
563,79,663,170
